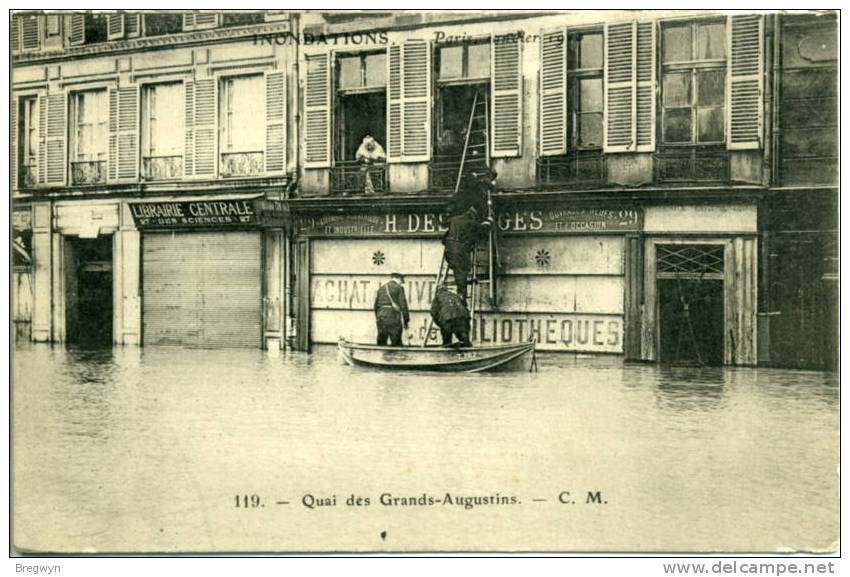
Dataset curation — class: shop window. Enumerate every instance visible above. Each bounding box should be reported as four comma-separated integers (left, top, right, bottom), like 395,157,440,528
70,90,108,185
221,12,264,27
432,41,490,191
18,96,39,188
144,13,183,36
220,75,265,177
332,52,388,194
142,83,184,181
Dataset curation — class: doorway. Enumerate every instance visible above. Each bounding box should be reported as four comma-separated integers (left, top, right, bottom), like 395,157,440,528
656,244,725,366
65,236,113,347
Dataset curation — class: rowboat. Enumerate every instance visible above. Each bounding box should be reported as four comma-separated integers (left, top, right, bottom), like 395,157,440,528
337,338,537,373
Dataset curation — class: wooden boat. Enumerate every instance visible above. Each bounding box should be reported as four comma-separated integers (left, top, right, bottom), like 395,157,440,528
338,338,536,373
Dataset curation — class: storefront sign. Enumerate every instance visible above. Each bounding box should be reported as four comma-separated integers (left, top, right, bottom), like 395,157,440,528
297,207,643,237
129,200,258,229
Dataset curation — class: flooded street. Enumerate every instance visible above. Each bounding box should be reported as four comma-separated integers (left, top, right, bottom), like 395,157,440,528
13,343,838,553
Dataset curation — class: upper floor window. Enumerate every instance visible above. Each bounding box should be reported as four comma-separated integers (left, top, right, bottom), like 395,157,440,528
70,90,108,185
11,13,42,52
144,13,183,36
438,42,490,83
661,20,726,145
220,75,265,177
18,96,39,188
142,83,185,181
84,14,109,44
568,30,603,149
221,12,264,27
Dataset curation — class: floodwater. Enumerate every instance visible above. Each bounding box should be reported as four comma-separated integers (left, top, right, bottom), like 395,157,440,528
13,343,839,553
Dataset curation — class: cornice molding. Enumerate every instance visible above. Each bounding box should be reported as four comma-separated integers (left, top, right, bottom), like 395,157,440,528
12,22,293,66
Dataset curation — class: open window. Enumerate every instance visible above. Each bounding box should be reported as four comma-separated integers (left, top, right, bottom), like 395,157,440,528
433,40,491,191
142,83,184,181
332,51,387,194
220,75,265,177
18,96,39,188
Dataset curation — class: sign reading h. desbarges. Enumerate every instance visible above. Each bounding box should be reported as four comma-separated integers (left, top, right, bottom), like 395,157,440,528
129,200,257,228
297,207,643,236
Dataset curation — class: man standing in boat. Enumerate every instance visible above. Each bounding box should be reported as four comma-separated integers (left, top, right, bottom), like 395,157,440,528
430,284,472,348
373,272,410,347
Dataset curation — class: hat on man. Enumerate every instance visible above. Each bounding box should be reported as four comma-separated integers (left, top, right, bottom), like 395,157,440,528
390,272,405,283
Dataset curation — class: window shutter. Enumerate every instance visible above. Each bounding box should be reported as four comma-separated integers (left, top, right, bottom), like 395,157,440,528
37,95,47,185
11,16,21,52
21,14,41,51
491,34,523,158
11,97,18,190
107,14,125,40
727,14,763,150
125,14,141,38
44,92,66,186
184,12,219,31
68,13,85,46
184,82,194,176
604,21,637,152
109,89,118,181
635,20,656,152
387,45,402,162
303,53,331,168
387,40,431,163
108,86,140,182
192,78,217,176
539,28,567,157
264,71,287,175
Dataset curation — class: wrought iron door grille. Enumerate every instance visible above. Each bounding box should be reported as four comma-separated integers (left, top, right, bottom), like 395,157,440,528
657,244,724,276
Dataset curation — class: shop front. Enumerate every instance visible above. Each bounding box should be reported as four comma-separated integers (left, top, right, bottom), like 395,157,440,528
129,198,266,349
293,204,643,354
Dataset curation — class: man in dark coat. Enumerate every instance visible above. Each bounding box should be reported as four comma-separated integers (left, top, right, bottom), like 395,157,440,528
442,206,486,304
430,285,471,347
373,272,410,346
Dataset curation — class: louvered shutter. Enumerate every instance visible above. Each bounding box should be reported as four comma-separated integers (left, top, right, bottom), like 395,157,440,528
539,28,567,157
68,13,85,46
11,96,18,190
107,14,125,40
11,16,21,52
264,71,287,174
108,87,140,182
402,40,431,161
37,95,47,185
635,20,656,152
184,82,194,176
387,41,431,163
387,45,402,162
44,92,66,186
192,78,217,177
727,14,763,150
303,53,331,168
125,14,141,38
184,12,219,31
21,14,40,51
604,21,636,152
491,34,523,158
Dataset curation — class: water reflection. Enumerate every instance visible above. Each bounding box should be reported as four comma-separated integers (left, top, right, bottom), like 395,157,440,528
12,343,839,553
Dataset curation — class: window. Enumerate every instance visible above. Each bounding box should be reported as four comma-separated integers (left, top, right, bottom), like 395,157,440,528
12,13,42,52
221,12,264,27
220,75,265,177
18,97,39,188
84,14,108,44
142,83,184,180
661,20,726,144
568,30,604,149
70,90,108,185
333,52,388,194
438,42,490,82
144,13,183,36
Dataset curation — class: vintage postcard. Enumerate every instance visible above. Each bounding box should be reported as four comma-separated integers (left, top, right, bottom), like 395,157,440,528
10,8,839,556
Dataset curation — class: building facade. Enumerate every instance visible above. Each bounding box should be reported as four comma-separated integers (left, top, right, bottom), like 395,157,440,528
11,10,838,368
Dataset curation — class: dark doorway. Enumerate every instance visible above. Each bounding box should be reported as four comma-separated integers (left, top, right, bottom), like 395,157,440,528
65,236,113,347
338,91,386,161
658,278,724,366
